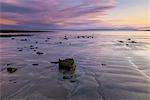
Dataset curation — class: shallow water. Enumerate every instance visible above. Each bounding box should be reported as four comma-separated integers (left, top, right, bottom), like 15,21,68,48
0,31,150,100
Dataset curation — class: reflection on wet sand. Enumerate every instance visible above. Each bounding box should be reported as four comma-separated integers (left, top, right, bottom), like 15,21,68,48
0,31,150,100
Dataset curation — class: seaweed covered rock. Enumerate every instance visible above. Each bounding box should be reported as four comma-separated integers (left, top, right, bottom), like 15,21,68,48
58,58,76,72
51,58,77,82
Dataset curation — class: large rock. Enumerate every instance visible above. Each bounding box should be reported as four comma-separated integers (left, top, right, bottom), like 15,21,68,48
58,58,76,72
51,58,76,81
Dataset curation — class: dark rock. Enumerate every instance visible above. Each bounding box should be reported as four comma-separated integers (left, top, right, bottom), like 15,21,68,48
118,40,124,43
7,67,17,73
101,63,106,66
81,36,85,38
58,58,76,71
20,39,27,41
77,36,80,38
63,76,70,79
32,64,39,66
30,45,33,47
6,63,11,66
64,36,68,40
36,52,44,55
47,37,50,39
35,41,38,44
11,38,15,40
70,79,76,83
58,42,62,44
128,38,131,40
18,49,23,52
130,41,137,43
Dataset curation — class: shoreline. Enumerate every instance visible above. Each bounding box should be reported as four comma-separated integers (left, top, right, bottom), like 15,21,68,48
0,34,33,37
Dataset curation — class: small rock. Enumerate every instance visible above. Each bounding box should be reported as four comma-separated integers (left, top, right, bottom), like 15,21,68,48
101,63,106,66
63,76,70,79
18,49,23,52
20,39,27,41
64,36,68,40
30,45,33,47
32,64,39,66
130,41,137,43
58,42,62,44
7,67,17,73
81,36,85,38
6,63,11,66
77,36,80,38
128,38,131,40
36,52,44,55
118,40,124,43
11,38,15,40
70,79,76,83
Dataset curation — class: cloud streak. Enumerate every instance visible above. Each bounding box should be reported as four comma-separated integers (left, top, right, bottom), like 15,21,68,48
1,0,117,30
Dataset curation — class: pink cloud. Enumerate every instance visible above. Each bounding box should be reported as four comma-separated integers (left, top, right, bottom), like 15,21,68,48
0,0,117,29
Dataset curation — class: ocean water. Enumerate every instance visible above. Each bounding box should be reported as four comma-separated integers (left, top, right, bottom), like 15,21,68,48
0,31,150,100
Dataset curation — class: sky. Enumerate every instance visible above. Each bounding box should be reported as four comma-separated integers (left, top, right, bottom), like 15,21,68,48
0,0,149,30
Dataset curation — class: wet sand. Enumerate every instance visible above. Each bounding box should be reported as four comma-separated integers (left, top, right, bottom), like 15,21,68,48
0,31,150,100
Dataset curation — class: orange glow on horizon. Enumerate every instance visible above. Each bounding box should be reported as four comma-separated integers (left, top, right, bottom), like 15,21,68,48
0,18,17,25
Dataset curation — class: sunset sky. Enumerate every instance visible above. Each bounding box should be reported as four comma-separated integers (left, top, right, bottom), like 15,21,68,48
0,0,149,30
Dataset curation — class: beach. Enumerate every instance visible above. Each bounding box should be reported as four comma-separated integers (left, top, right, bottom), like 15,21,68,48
0,31,150,100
